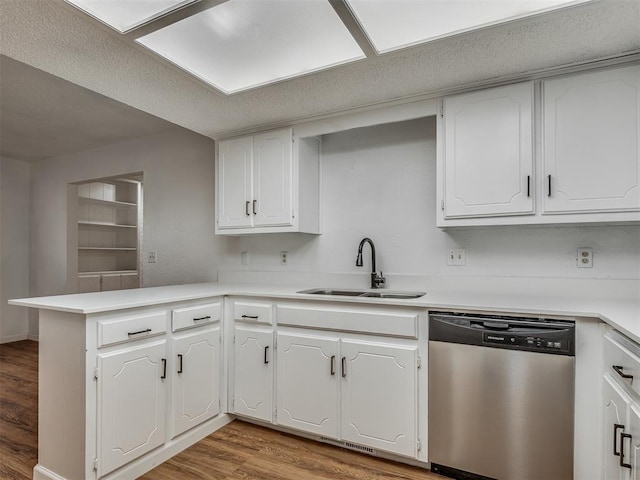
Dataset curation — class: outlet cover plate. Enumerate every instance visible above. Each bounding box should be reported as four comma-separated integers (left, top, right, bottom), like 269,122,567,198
447,249,466,266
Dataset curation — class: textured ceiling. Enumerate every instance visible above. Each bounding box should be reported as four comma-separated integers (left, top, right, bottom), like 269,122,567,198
0,55,178,162
1,0,639,142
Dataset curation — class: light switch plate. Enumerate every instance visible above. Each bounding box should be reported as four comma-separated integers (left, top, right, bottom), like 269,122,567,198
447,249,466,266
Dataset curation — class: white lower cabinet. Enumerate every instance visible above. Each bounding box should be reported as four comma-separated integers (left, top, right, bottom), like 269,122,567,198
172,326,221,438
97,339,168,477
233,326,274,422
276,332,340,437
603,330,640,480
276,330,418,458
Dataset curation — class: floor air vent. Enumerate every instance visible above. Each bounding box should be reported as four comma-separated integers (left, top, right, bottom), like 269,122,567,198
318,437,376,455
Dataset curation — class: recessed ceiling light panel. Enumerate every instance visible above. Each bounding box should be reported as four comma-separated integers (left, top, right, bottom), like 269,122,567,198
65,0,200,33
345,0,594,54
136,0,366,94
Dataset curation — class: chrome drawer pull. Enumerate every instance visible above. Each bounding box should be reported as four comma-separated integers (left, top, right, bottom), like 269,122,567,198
127,328,151,337
613,365,634,380
193,315,211,323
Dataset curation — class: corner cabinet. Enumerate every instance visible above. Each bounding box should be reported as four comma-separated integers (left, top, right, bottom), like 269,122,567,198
437,63,640,227
215,128,322,235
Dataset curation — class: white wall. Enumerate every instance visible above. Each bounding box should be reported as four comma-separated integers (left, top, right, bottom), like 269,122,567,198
29,128,235,336
220,117,640,282
1,156,31,343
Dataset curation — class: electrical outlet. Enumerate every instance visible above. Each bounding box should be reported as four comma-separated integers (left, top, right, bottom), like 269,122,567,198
577,247,593,268
281,251,288,266
447,249,466,266
241,251,249,266
147,251,157,263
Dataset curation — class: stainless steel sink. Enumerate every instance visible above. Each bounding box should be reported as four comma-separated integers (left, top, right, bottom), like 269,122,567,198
297,288,426,299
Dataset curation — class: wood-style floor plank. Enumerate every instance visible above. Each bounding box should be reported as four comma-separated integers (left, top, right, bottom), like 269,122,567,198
1,340,444,480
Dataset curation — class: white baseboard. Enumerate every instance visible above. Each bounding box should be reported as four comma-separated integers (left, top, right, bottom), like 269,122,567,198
33,464,66,480
27,333,39,341
0,333,28,344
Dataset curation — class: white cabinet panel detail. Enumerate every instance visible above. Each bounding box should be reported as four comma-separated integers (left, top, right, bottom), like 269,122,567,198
97,340,167,476
543,65,640,214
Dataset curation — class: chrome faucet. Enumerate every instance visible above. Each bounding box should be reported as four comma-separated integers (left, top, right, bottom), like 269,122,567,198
356,237,386,289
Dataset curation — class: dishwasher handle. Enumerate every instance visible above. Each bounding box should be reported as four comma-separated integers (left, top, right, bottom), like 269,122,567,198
472,321,511,330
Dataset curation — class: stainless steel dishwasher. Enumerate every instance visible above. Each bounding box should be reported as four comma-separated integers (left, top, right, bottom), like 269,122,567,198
428,311,575,480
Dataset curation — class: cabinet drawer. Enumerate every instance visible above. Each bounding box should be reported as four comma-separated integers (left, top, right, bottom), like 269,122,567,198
98,311,167,347
232,300,273,325
172,302,221,332
604,332,640,397
277,304,418,338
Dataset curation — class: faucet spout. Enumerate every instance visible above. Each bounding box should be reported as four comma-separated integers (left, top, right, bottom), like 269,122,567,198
356,237,385,289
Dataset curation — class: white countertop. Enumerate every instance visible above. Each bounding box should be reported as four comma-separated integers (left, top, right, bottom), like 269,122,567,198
10,279,640,342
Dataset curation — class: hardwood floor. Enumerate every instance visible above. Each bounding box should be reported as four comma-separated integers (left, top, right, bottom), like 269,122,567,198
0,340,443,480
0,340,38,480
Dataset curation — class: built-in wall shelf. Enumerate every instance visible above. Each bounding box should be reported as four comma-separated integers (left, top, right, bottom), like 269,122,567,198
75,178,142,293
78,247,137,251
78,221,137,229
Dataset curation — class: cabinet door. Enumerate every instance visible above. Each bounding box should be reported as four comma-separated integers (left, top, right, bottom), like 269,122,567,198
233,327,273,422
78,274,100,293
603,374,631,480
97,339,167,476
544,65,640,214
340,340,418,458
252,128,293,227
218,136,253,228
101,273,122,291
443,82,534,218
172,326,221,438
276,332,340,438
628,405,640,480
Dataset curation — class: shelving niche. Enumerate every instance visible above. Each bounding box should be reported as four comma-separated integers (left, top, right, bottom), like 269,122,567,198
76,176,142,292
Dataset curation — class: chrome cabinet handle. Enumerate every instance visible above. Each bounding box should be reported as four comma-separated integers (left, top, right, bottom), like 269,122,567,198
177,354,183,374
621,432,632,468
614,424,624,456
613,365,633,380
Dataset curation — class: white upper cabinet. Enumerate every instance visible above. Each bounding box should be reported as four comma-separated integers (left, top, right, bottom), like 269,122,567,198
438,63,640,227
543,65,640,215
253,129,293,227
218,136,253,228
216,127,321,235
442,82,534,219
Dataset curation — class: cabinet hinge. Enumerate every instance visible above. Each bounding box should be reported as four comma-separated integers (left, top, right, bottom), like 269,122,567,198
93,367,99,380
274,406,277,421
417,357,422,369
417,439,422,452
441,200,444,211
231,398,235,410
232,335,236,344
92,457,99,472
440,100,444,118
292,208,295,219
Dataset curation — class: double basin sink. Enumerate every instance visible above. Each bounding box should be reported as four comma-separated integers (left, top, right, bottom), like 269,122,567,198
298,288,426,300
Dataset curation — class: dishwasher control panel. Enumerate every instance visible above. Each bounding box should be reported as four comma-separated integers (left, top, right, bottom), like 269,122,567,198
483,332,571,354
429,311,575,356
